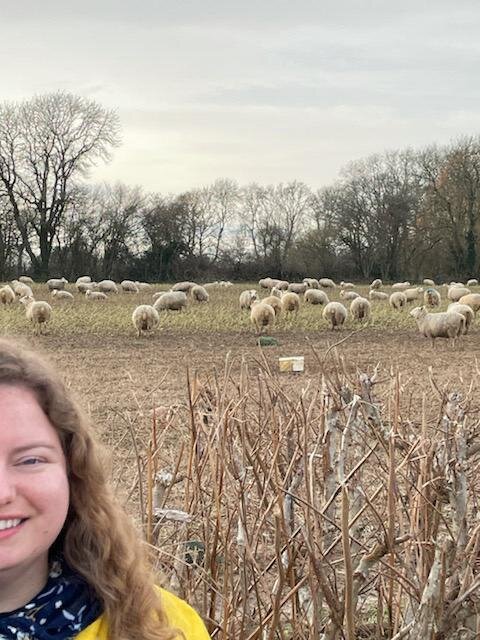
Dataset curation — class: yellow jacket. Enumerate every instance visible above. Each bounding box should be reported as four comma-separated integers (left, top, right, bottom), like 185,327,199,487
76,587,211,639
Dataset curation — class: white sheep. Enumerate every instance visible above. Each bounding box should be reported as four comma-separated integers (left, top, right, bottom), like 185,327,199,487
392,281,411,290
323,301,347,329
262,295,282,317
20,296,52,335
270,287,283,299
250,301,275,333
11,280,33,298
153,291,187,312
85,290,108,301
458,293,480,313
132,304,160,337
171,281,196,293
276,280,289,290
423,288,441,307
258,277,276,290
319,278,336,289
369,290,388,301
51,290,74,302
410,306,465,347
389,291,407,311
340,281,355,289
303,278,319,289
97,279,118,294
447,286,470,302
77,281,97,293
191,285,209,303
121,280,139,293
0,285,15,305
370,279,382,290
304,289,329,305
281,291,300,314
46,277,68,291
423,278,435,286
350,296,371,321
447,303,474,334
467,279,478,287
19,275,34,284
135,281,152,291
340,290,360,301
239,289,258,310
76,276,91,284
404,287,423,303
288,282,308,295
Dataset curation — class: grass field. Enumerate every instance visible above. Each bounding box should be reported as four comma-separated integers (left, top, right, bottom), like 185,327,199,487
3,281,480,637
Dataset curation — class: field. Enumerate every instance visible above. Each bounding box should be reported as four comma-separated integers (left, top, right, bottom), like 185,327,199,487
3,281,480,638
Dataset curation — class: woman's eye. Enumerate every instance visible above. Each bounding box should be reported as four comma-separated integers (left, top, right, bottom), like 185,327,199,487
19,457,43,465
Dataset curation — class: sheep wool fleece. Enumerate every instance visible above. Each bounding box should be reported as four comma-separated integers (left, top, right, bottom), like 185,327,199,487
75,588,210,639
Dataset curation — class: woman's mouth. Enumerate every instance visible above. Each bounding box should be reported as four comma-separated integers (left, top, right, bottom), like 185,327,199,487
0,518,27,540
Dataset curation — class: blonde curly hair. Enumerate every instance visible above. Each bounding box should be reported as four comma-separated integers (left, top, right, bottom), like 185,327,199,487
0,339,181,640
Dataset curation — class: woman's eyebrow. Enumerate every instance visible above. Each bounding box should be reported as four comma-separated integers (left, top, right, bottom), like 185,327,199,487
12,443,57,453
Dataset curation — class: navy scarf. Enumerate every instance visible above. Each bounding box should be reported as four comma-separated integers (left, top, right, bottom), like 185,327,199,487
0,557,102,639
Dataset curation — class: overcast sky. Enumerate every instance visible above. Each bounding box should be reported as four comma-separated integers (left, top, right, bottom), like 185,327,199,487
2,1,479,193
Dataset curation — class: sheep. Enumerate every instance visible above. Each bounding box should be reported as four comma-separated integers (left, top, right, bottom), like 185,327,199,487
410,306,465,347
76,276,91,284
288,282,308,295
46,277,68,291
458,293,480,313
303,278,319,289
121,280,139,293
135,281,152,291
467,279,479,287
350,297,371,321
270,287,283,298
319,278,336,289
276,280,290,290
11,280,33,298
76,281,97,293
340,281,355,289
323,301,347,329
0,285,15,305
369,290,389,301
153,291,187,312
447,286,470,302
51,290,74,302
191,285,209,303
19,296,52,335
423,278,435,286
258,278,276,290
218,280,233,287
132,304,160,337
203,282,219,289
304,289,329,305
19,275,34,284
340,290,360,301
172,281,197,293
423,288,441,307
262,295,282,317
392,281,411,290
281,292,300,314
370,279,382,290
404,287,423,303
250,301,275,334
98,279,118,294
239,289,258,310
447,303,474,334
389,291,407,311
85,290,108,301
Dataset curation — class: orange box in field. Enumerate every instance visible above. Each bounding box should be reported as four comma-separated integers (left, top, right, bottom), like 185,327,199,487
279,356,304,373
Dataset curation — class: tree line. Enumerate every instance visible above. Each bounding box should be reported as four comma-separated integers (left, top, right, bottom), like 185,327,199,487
1,92,479,283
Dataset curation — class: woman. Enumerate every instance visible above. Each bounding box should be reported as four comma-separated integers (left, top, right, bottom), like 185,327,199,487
0,339,210,639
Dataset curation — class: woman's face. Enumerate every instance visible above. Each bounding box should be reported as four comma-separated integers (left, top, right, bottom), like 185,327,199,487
0,385,69,577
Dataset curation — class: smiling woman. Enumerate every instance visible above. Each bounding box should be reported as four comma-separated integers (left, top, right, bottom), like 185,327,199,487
0,340,210,640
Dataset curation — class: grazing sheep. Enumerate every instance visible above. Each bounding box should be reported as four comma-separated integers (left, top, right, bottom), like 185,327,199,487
239,289,258,310
46,277,68,291
303,278,320,289
19,296,52,335
304,289,329,305
76,276,91,284
319,278,336,289
121,280,139,293
392,281,411,290
191,285,209,303
270,287,283,299
458,293,480,313
218,280,233,287
250,301,275,334
369,290,389,301
410,306,465,347
340,281,355,289
19,275,34,284
323,302,347,329
98,279,118,294
447,286,470,302
11,280,33,298
370,279,382,290
172,281,197,293
132,304,160,337
76,281,97,293
340,290,360,301
423,288,441,307
51,290,74,302
447,303,474,334
259,277,276,290
135,281,152,291
467,279,478,287
423,278,435,286
85,290,108,301
262,295,282,317
404,287,423,303
389,291,407,311
350,296,371,321
276,280,289,290
0,285,15,305
288,282,308,295
281,292,300,314
203,282,219,289
153,291,187,312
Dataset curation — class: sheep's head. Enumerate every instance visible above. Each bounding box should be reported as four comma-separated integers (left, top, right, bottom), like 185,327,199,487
410,306,426,320
19,295,34,307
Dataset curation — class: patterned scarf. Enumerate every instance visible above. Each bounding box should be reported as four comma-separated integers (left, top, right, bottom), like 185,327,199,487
0,557,102,639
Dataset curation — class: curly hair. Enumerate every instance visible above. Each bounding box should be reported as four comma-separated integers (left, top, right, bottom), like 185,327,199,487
0,339,181,640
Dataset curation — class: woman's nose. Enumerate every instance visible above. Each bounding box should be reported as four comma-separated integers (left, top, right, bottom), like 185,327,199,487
0,468,16,505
